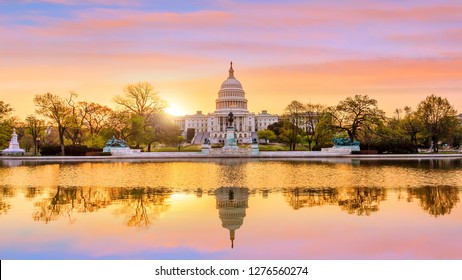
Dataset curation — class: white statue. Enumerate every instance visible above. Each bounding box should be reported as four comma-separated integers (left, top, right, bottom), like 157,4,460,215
2,128,25,156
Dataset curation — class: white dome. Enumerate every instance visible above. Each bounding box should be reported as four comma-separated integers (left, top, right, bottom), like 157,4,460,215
215,62,249,113
220,77,242,89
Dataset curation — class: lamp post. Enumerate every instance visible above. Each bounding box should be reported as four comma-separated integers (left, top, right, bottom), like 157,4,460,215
36,137,40,156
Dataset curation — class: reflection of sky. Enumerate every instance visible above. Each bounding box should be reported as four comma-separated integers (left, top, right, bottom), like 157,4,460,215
1,184,462,259
1,160,462,260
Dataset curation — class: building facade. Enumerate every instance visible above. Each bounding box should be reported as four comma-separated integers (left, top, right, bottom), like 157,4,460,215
174,62,279,144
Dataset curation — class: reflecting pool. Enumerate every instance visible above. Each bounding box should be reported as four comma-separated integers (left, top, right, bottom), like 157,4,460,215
0,159,461,259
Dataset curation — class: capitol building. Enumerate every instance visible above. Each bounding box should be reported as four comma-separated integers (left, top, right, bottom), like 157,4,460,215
174,62,279,144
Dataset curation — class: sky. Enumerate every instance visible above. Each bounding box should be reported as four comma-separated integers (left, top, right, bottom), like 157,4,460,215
1,0,462,118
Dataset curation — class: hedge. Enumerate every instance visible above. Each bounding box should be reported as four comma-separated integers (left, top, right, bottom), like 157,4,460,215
40,145,88,156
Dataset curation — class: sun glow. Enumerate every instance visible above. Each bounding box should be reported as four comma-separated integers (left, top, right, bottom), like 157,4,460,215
165,104,185,116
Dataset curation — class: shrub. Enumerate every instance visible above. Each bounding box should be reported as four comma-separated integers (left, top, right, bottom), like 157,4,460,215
40,145,88,156
85,152,112,156
39,145,62,156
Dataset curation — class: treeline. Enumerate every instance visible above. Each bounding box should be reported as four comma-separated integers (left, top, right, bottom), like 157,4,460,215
0,82,182,155
1,85,461,154
258,94,461,153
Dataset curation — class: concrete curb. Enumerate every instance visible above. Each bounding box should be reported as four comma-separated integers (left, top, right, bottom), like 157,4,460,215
1,151,461,162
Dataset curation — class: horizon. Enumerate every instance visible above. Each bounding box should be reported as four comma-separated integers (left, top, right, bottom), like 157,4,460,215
1,0,462,119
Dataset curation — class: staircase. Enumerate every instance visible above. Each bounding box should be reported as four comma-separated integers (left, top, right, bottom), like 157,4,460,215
192,132,210,144
192,132,203,144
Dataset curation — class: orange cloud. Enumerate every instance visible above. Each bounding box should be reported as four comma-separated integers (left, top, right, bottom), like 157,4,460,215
1,1,461,118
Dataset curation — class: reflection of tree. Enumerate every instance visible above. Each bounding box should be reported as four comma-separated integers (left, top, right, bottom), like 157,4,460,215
33,187,78,223
408,186,460,217
285,187,387,216
33,187,112,224
76,187,111,213
0,187,14,215
113,188,171,228
32,186,171,227
25,187,42,199
338,187,386,216
285,188,338,210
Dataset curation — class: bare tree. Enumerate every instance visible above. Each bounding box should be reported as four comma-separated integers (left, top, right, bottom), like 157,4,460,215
81,102,112,136
114,82,166,119
0,101,12,121
284,100,305,150
34,93,71,155
107,110,133,140
303,103,325,150
65,93,90,146
113,82,168,148
25,115,45,155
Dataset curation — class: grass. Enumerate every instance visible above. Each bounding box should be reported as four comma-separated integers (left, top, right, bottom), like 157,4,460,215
143,143,331,152
151,145,202,152
258,144,287,151
258,144,317,151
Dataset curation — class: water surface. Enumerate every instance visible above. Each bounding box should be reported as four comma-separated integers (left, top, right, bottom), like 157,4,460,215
1,159,461,259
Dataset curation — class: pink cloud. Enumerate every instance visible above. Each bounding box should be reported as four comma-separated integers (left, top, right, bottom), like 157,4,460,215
1,1,462,118
11,0,142,5
389,29,462,44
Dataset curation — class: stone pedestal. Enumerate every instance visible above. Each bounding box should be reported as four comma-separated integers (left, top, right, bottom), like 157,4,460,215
251,143,260,156
321,145,360,154
107,147,142,155
223,127,238,152
201,144,211,155
222,127,238,154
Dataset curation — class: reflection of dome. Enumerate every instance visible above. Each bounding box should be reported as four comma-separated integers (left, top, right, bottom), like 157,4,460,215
215,187,249,248
215,62,249,113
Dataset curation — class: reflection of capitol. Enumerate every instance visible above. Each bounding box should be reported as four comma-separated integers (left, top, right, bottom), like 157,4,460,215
215,187,249,248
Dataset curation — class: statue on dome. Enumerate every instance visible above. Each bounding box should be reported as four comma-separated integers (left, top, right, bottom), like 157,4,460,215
227,112,234,127
228,61,234,78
